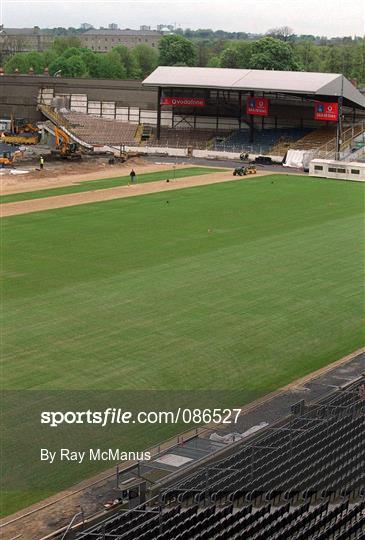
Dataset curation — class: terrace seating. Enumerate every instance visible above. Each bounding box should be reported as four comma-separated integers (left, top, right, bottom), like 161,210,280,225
288,127,337,151
149,128,227,149
60,111,138,146
76,378,365,540
163,392,364,506
212,128,311,154
76,499,365,540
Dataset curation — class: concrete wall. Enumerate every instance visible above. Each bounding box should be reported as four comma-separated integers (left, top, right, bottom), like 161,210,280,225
0,75,157,121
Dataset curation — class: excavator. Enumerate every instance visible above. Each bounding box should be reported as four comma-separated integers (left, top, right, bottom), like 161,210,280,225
0,147,22,167
2,116,40,145
52,126,82,160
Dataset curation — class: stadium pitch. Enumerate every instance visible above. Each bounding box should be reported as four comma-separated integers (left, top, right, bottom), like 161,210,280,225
0,166,226,204
2,173,364,516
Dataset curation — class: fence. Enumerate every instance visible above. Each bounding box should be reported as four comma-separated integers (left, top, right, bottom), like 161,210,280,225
311,121,365,160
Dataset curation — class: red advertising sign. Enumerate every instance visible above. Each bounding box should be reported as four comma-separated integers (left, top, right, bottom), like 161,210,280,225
314,102,338,121
160,97,206,107
246,97,269,116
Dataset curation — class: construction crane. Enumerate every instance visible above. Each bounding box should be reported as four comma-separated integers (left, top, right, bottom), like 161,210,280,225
52,126,82,160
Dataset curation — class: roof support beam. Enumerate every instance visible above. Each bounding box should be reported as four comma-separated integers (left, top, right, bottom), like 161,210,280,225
156,86,161,141
249,91,255,143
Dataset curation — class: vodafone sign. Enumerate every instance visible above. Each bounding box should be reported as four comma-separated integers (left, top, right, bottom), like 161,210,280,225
314,102,339,122
160,97,206,107
246,97,269,117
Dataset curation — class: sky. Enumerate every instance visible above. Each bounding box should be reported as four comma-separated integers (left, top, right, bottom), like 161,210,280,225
0,0,364,37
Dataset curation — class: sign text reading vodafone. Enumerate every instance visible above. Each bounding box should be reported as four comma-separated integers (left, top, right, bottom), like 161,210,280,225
160,97,206,107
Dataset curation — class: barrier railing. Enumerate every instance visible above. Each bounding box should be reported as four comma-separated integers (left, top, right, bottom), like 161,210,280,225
311,121,365,160
38,103,72,130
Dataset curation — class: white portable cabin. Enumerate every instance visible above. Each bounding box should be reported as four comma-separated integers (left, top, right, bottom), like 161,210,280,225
309,159,365,181
0,119,11,132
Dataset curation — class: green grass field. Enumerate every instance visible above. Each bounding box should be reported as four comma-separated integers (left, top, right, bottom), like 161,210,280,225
1,173,364,516
0,166,226,204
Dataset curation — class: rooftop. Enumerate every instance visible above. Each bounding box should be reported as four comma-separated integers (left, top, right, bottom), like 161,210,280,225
0,26,53,35
143,67,365,109
83,28,161,36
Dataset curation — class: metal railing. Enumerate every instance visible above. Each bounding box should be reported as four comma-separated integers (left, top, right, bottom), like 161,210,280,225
38,103,72,130
311,121,365,160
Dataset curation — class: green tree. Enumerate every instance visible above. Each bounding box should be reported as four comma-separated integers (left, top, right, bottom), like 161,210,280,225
22,52,45,73
207,55,221,67
112,45,140,78
340,46,355,78
65,55,88,77
4,53,30,73
131,44,158,78
80,49,100,78
62,46,84,59
43,48,58,68
196,40,212,67
48,57,70,76
249,37,302,71
220,47,241,68
294,41,321,72
351,39,365,83
94,51,127,79
53,36,82,55
219,40,252,68
323,46,343,73
158,34,197,66
49,55,88,77
234,41,252,67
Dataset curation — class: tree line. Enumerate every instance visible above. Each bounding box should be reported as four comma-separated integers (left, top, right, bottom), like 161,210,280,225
4,33,365,84
4,37,159,78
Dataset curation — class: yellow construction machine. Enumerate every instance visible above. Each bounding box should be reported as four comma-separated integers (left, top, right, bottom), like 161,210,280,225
0,147,22,167
52,126,82,160
1,116,40,145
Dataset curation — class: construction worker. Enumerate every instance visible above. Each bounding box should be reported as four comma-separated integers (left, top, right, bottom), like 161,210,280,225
39,155,44,170
130,169,136,183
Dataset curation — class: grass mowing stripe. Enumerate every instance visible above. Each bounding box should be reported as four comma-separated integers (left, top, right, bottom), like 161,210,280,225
0,167,227,204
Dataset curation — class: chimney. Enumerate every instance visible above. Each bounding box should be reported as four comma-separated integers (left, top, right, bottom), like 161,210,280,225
29,67,34,75
14,68,19,74
44,67,49,75
351,78,358,88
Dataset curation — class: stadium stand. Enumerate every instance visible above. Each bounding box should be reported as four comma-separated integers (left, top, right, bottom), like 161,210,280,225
38,104,138,146
212,128,311,154
75,376,364,540
148,128,227,149
270,127,336,155
38,93,364,159
75,497,364,539
62,112,138,145
287,127,337,151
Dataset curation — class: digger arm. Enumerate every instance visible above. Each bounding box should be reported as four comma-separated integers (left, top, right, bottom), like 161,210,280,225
54,126,71,148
